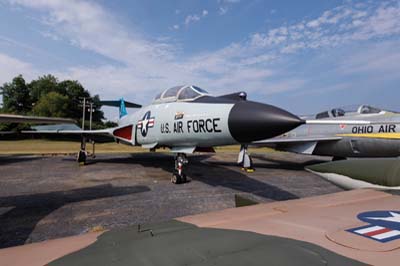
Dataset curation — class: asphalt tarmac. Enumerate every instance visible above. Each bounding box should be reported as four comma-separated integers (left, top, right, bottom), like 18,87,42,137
0,151,342,248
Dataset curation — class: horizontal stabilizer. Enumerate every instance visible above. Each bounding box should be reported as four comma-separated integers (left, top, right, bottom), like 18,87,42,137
100,100,141,108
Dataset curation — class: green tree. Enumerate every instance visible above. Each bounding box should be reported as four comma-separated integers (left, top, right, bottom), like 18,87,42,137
57,80,104,123
1,74,110,132
32,92,69,118
29,74,60,103
91,94,105,122
0,75,32,114
58,80,89,119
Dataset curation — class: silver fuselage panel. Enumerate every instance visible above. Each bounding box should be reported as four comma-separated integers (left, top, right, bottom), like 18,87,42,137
119,102,236,148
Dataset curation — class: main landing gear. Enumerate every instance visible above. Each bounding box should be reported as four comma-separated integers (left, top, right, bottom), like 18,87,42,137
77,136,87,165
76,137,96,165
171,153,189,184
238,145,254,173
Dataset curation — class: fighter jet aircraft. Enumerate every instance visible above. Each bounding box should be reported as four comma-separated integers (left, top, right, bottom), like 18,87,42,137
255,104,400,160
26,85,367,183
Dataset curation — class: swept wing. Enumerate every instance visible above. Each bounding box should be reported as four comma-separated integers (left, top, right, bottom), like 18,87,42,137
0,114,75,124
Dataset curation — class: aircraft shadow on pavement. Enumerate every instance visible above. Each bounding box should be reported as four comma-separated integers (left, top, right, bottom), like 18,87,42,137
0,155,43,165
87,153,299,202
250,153,328,170
0,184,150,248
204,156,326,171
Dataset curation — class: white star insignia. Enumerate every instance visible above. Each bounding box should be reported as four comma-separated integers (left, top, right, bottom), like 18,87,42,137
141,118,149,134
366,212,400,223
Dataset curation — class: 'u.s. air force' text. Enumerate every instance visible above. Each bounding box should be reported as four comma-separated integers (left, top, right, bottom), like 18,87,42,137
160,118,221,134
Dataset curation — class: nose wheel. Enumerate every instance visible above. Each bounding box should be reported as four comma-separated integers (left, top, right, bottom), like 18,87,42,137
237,145,254,173
171,153,189,184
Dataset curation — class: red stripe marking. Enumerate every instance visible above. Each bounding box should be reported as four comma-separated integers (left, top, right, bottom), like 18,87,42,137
364,228,392,237
113,125,133,141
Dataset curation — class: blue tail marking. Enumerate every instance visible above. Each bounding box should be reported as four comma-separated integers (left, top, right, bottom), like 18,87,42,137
119,98,128,118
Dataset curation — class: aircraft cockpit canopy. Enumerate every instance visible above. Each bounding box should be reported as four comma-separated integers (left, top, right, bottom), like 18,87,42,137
357,105,382,114
153,85,209,103
315,105,385,119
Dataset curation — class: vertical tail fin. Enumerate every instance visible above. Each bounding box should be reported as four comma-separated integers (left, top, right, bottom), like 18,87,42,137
100,98,141,119
119,98,128,118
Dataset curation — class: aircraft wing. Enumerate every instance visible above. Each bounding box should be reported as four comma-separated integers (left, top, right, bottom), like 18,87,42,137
22,124,135,144
251,119,371,155
254,136,342,144
253,136,342,154
305,120,370,125
23,128,112,135
0,114,75,124
1,189,399,266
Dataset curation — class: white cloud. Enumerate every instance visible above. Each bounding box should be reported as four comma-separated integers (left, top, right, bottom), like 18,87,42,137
39,31,61,41
250,1,400,55
3,0,400,115
184,9,208,26
8,0,175,69
0,53,38,85
218,0,240,15
219,0,240,3
218,7,228,15
337,40,400,76
184,14,201,26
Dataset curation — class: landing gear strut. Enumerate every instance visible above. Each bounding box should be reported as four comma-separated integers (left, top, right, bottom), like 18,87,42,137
171,153,188,184
77,136,87,165
238,145,254,173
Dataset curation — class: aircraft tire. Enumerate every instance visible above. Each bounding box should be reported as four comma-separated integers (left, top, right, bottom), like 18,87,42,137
171,172,182,184
181,173,187,183
77,151,87,165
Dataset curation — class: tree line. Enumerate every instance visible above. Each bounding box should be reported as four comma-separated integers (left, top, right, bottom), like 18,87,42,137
0,74,116,131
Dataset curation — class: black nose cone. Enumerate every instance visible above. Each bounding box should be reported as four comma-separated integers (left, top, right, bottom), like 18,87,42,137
228,101,303,143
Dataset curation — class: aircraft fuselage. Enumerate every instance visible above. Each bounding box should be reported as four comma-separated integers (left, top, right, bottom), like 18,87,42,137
275,113,400,158
117,98,303,150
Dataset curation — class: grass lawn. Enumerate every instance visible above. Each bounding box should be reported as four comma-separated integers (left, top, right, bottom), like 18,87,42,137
0,139,275,155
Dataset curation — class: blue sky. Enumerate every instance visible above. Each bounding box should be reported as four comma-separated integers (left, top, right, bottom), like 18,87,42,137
0,0,400,120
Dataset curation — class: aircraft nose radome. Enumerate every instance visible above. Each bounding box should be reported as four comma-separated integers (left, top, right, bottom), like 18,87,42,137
228,101,303,143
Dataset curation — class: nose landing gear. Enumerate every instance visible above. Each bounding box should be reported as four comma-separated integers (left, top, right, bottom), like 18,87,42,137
171,153,189,184
238,145,254,173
